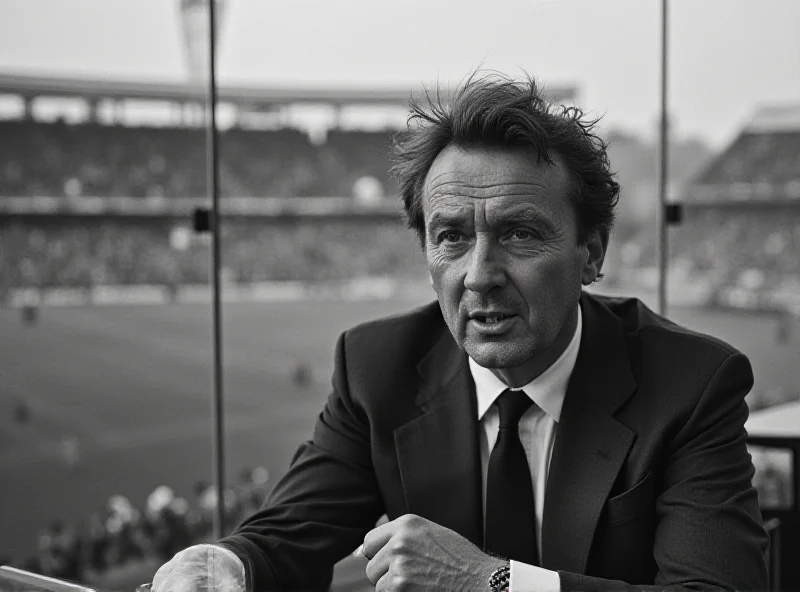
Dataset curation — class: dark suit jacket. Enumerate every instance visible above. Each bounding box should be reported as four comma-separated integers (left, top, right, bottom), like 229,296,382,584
219,292,768,591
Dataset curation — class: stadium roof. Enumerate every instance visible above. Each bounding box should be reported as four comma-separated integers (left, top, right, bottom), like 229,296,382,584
745,104,800,133
0,71,577,108
683,102,800,202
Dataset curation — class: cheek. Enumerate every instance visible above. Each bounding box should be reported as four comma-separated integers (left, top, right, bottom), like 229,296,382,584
513,254,582,309
427,249,456,287
426,250,443,288
426,251,465,317
430,270,461,308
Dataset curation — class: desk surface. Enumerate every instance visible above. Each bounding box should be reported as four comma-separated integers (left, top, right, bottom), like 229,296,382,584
0,566,98,592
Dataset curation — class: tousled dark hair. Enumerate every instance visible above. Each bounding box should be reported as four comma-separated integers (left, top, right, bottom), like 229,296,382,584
390,72,620,246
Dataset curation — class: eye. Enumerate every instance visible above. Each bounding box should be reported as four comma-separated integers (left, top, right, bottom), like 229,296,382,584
509,228,538,241
438,230,464,244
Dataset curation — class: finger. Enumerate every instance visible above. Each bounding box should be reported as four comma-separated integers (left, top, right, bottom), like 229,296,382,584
152,573,180,592
151,563,172,590
362,516,405,559
364,533,395,585
155,575,197,592
375,569,401,592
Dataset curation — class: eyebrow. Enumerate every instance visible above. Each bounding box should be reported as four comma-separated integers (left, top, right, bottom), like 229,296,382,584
491,208,554,228
427,208,555,232
427,211,468,230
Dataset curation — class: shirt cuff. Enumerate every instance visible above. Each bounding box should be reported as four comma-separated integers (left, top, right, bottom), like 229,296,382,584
510,560,561,592
197,544,247,589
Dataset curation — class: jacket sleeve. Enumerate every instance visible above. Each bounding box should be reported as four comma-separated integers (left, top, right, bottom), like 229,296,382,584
559,352,769,592
217,330,385,591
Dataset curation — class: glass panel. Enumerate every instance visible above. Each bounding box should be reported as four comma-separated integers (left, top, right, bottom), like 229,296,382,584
749,445,795,510
216,5,429,586
590,1,800,414
214,0,800,588
0,1,212,588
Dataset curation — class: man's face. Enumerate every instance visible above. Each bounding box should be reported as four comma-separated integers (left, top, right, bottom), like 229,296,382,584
424,145,591,383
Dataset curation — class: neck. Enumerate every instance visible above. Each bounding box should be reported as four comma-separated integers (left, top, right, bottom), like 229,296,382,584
490,305,579,388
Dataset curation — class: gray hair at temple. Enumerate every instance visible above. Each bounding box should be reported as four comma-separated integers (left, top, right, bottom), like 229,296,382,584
390,72,621,247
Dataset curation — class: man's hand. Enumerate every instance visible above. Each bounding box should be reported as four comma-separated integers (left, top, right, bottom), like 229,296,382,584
361,514,505,591
151,544,246,592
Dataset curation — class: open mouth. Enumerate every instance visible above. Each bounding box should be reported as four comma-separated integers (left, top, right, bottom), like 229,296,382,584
468,314,517,334
473,314,513,324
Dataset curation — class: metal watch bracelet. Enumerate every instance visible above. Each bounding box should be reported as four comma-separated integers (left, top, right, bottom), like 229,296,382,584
488,562,511,592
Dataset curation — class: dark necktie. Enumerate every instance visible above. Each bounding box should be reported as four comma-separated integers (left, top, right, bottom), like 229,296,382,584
484,389,538,565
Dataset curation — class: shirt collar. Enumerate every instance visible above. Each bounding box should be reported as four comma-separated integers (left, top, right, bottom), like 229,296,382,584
469,303,583,423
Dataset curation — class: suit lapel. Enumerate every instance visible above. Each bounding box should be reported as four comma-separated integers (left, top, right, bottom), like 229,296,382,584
394,327,484,547
541,292,638,574
392,292,639,568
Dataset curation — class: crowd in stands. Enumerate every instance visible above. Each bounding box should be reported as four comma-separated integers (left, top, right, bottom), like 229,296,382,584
607,208,800,305
5,468,270,585
1,119,799,307
0,120,397,199
2,210,798,307
0,222,181,290
670,209,800,291
0,220,427,298
221,219,425,283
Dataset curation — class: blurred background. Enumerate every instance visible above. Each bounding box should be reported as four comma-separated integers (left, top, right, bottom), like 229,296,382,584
0,0,798,589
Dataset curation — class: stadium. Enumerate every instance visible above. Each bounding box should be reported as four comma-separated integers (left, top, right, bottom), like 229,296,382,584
1,1,799,590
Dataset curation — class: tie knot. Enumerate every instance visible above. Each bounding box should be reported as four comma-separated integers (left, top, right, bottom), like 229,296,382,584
496,390,533,428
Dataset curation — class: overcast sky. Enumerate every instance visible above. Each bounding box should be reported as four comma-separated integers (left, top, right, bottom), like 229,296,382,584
1,0,799,147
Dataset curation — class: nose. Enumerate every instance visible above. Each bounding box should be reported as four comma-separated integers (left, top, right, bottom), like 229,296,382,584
463,234,506,294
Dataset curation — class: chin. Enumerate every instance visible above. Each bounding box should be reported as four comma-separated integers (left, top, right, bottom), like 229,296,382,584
464,340,535,370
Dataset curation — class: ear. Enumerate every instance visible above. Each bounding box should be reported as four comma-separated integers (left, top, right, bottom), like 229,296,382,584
580,227,609,286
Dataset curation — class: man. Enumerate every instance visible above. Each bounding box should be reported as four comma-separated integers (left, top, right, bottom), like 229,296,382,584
152,74,768,591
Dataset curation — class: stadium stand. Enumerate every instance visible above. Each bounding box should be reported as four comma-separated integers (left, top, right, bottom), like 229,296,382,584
671,208,800,291
614,207,800,297
321,130,396,197
0,120,204,198
0,121,399,199
0,114,414,301
219,127,324,197
1,104,798,313
695,105,800,190
608,105,800,310
683,107,800,308
0,219,424,295
697,130,800,187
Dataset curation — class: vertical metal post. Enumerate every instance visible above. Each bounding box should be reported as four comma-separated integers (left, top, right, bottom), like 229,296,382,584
206,0,226,539
657,0,670,316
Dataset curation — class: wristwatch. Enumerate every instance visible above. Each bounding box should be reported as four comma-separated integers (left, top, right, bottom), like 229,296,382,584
488,562,511,592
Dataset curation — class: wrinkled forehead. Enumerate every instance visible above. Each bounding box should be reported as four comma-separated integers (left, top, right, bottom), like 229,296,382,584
422,144,572,219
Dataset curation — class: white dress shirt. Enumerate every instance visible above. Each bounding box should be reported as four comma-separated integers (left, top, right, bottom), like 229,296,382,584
469,304,582,592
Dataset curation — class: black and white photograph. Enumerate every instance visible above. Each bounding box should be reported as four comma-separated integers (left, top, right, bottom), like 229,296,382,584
0,1,798,590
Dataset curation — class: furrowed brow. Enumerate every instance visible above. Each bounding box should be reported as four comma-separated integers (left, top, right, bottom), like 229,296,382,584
492,208,553,228
427,211,469,231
